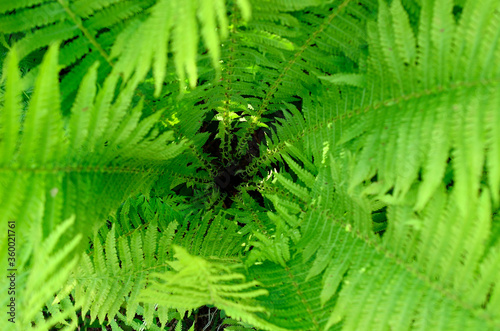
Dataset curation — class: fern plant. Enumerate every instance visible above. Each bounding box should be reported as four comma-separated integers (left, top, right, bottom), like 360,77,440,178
0,0,499,330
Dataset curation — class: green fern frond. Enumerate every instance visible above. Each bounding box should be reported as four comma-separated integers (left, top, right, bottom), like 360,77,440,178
245,256,338,331
54,193,251,328
61,219,178,327
258,151,500,329
233,0,377,157
0,44,185,329
338,0,500,215
110,0,249,93
2,0,251,105
5,217,81,330
140,245,278,330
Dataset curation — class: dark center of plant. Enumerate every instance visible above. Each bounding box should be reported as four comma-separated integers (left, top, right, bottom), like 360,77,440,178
200,117,267,207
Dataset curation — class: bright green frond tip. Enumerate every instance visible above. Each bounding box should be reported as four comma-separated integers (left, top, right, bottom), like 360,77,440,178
139,246,274,328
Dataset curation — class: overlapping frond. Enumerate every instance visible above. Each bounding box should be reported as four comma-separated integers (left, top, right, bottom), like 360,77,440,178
110,0,250,94
0,0,250,106
140,246,275,330
52,192,251,328
15,217,81,330
59,218,178,328
256,149,500,329
0,44,184,329
246,1,499,217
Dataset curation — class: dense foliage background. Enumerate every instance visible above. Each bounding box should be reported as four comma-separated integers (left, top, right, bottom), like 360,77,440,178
0,0,499,330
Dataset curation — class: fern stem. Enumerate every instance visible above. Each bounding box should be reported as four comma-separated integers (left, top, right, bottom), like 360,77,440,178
219,5,239,162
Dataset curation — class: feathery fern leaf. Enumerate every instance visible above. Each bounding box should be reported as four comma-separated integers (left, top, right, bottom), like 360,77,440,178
0,44,184,329
140,245,277,330
340,0,500,214
0,0,251,103
258,150,500,329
